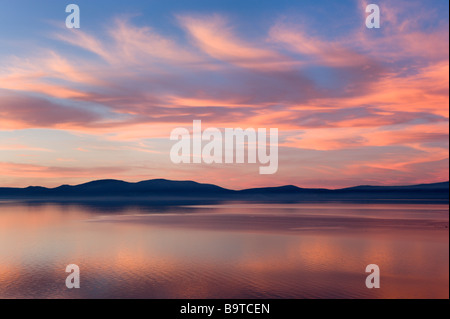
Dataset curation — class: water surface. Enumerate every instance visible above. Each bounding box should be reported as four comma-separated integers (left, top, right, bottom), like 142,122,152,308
0,201,448,298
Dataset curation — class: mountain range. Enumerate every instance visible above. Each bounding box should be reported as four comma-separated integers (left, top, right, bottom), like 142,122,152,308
0,179,448,203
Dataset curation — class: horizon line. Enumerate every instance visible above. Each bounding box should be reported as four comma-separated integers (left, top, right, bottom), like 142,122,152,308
2,178,449,192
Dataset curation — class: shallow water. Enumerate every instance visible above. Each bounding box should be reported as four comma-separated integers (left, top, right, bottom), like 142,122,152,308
0,201,448,299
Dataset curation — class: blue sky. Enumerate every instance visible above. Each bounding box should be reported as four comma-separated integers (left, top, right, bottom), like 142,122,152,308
0,0,448,188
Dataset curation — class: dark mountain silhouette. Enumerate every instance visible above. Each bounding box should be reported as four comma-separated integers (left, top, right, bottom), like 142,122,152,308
51,179,231,196
341,181,449,191
0,179,448,203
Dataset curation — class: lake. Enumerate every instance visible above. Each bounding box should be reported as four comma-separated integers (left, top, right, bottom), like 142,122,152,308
0,201,448,299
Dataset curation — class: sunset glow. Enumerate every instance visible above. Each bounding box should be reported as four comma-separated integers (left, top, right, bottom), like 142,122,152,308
0,0,448,189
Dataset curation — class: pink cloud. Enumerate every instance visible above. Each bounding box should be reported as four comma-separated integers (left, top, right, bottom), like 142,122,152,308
178,14,297,71
0,5,447,188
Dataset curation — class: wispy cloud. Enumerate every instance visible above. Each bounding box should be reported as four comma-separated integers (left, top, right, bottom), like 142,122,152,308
0,1,447,187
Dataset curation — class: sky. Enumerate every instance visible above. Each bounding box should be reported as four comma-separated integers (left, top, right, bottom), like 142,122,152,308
0,0,448,189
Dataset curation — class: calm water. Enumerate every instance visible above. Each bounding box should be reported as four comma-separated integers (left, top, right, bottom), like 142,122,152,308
0,201,448,299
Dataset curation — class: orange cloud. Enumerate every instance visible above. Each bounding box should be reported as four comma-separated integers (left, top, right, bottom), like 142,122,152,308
178,14,296,71
0,5,447,188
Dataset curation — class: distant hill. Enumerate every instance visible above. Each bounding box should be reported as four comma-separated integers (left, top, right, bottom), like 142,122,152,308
0,179,448,203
